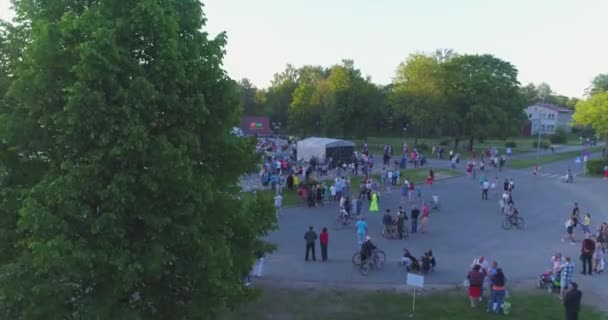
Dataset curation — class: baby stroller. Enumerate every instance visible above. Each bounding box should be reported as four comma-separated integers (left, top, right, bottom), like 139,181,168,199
431,195,440,211
537,270,561,293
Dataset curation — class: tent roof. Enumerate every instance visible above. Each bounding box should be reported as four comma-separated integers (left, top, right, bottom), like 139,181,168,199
298,137,355,148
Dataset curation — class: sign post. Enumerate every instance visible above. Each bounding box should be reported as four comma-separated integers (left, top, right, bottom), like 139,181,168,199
406,273,424,317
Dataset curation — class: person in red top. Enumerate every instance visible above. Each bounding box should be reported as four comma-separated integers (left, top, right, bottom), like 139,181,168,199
467,264,486,308
320,227,329,262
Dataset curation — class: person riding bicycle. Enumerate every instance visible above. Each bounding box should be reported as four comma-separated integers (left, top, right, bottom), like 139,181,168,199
360,236,376,265
508,207,520,223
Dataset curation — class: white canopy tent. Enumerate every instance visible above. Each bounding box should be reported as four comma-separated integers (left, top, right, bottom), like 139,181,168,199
296,137,355,165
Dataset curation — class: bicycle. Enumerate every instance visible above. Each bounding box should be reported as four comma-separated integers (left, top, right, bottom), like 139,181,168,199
382,224,409,239
332,211,354,230
502,214,525,230
352,249,386,276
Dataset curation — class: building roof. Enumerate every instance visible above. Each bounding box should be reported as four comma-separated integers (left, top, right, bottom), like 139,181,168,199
297,137,355,148
531,103,573,113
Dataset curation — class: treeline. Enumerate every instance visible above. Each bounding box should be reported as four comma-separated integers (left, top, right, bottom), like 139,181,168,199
237,49,584,147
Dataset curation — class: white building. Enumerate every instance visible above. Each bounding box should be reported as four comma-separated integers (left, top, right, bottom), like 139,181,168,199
524,103,573,135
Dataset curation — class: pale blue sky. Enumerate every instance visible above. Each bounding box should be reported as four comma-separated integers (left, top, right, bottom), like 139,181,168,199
2,0,607,97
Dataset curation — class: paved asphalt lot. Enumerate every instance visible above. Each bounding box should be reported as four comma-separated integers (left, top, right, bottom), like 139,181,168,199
261,153,608,302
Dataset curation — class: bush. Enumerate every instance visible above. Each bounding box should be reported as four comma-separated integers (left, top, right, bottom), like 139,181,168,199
549,128,568,144
531,140,551,149
586,159,607,175
504,141,517,148
439,139,450,146
416,142,430,152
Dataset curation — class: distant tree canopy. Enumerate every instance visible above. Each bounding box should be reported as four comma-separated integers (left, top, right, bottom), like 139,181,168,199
238,51,581,143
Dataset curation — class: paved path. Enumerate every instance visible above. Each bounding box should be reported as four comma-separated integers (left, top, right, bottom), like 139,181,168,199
260,155,608,306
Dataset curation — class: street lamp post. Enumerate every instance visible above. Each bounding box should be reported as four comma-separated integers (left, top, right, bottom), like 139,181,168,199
535,107,541,164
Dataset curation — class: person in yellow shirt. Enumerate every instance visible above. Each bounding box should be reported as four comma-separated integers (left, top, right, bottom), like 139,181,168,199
582,213,591,235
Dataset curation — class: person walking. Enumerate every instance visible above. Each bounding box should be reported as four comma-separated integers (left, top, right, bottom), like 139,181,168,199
581,235,595,275
411,205,420,234
563,282,582,320
320,227,329,262
481,179,489,200
304,226,317,261
355,216,368,247
420,202,430,234
593,239,605,274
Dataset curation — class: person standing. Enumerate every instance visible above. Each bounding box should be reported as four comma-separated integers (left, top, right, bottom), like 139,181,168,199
420,203,430,234
481,179,489,200
252,250,265,278
274,193,283,218
571,203,580,228
320,227,329,262
503,178,509,192
400,182,408,204
582,213,591,235
369,191,379,213
563,282,582,320
397,207,407,239
581,235,595,275
467,264,486,308
355,216,368,247
560,257,574,299
304,226,317,261
487,267,506,314
411,205,420,234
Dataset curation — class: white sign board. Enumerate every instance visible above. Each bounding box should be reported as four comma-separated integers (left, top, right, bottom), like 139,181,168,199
406,273,424,288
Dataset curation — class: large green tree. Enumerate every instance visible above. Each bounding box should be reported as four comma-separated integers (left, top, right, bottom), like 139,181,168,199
586,73,608,96
264,64,298,127
0,1,274,319
236,78,264,116
573,92,608,153
442,54,524,149
391,53,444,143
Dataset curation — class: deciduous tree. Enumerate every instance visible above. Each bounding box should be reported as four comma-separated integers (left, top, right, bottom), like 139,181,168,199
0,1,274,318
573,92,608,155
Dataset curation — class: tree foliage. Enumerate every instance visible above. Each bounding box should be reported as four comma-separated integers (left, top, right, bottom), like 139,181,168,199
0,1,275,319
441,54,524,147
390,53,444,140
573,92,608,140
586,73,608,97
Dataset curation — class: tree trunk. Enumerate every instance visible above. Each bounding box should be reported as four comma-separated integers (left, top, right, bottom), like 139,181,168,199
469,136,475,152
604,136,608,160
454,137,460,151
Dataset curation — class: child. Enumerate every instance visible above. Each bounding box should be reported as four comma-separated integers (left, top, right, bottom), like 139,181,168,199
562,219,576,244
582,213,591,235
533,166,538,176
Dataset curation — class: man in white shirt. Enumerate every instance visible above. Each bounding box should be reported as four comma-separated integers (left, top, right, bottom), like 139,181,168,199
274,193,283,217
481,180,490,200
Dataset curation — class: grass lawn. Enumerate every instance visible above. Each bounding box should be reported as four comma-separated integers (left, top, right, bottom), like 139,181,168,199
253,168,461,207
221,287,608,320
507,147,603,169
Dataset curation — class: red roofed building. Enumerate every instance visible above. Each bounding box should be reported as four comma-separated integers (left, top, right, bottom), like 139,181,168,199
523,103,573,135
